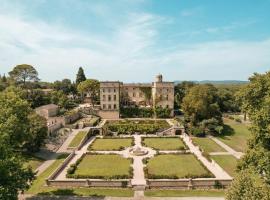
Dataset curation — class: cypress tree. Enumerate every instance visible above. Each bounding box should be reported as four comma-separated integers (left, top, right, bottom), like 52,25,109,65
76,67,86,85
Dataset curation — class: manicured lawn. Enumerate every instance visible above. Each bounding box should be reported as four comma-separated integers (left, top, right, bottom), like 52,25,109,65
88,138,133,151
27,154,133,197
23,154,44,170
218,118,251,152
27,154,68,194
68,131,87,148
145,189,225,197
74,154,132,179
142,137,186,150
37,188,134,197
146,154,213,178
192,137,225,153
211,155,238,177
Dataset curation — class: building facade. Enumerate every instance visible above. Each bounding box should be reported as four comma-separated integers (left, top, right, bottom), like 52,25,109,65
99,74,174,118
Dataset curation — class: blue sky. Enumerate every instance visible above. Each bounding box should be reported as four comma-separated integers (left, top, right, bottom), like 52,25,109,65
0,0,270,82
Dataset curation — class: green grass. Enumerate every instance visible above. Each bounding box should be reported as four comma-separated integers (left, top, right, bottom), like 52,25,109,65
74,154,132,179
27,154,68,194
27,154,133,197
143,137,186,150
37,188,134,197
68,131,87,148
146,154,213,178
211,155,238,177
88,138,133,151
218,118,251,152
192,137,226,153
22,154,44,171
145,189,225,197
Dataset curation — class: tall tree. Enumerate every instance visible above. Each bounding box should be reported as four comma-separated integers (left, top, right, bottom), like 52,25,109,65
76,67,86,85
9,64,39,86
174,81,196,109
182,84,221,125
24,113,48,152
226,71,270,199
77,79,100,105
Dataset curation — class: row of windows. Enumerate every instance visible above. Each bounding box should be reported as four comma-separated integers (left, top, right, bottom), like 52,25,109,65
101,88,117,93
102,95,117,101
102,104,118,110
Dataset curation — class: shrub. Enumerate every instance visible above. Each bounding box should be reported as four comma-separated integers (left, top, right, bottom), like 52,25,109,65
234,117,242,123
190,127,205,137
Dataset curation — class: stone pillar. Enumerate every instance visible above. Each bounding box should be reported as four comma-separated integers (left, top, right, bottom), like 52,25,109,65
188,178,193,190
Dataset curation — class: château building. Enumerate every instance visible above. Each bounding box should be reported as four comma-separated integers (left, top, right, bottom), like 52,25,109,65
99,74,174,119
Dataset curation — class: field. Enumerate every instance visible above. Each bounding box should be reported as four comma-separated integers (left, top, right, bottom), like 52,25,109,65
211,155,238,177
218,118,251,152
145,154,213,178
73,154,132,179
142,137,186,150
88,138,133,151
68,131,87,148
192,137,225,153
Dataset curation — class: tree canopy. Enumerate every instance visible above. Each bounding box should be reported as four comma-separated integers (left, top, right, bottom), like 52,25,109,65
77,79,100,105
9,64,39,86
182,84,222,125
226,71,270,199
76,67,86,85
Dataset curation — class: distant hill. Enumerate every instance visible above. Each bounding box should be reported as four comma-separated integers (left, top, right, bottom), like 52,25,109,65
174,80,248,85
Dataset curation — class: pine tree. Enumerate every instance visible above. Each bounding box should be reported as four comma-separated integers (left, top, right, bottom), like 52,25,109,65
76,67,86,85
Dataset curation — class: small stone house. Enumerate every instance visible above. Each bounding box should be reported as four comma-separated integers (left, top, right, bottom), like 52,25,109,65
35,104,59,119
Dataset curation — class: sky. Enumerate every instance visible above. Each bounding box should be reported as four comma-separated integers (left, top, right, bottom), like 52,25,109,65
0,0,270,82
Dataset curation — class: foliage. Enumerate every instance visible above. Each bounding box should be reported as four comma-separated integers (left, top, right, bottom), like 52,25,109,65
0,143,35,200
50,90,72,109
139,87,152,105
120,106,171,118
23,113,48,152
120,107,153,118
182,84,222,125
190,126,205,137
174,81,196,109
200,118,223,136
76,67,86,85
53,79,77,95
0,89,31,149
155,107,172,118
216,87,241,113
226,71,270,198
106,120,170,134
77,79,100,105
0,88,47,152
9,64,39,86
226,169,270,200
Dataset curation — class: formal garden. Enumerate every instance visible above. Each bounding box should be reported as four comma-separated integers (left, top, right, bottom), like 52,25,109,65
144,154,214,179
142,137,187,150
88,137,134,151
67,154,133,179
104,119,171,134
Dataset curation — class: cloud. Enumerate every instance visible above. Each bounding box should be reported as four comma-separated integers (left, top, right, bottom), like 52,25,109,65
0,1,269,82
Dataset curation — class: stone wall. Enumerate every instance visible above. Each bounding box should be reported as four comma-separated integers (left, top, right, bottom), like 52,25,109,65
98,110,119,119
147,178,232,189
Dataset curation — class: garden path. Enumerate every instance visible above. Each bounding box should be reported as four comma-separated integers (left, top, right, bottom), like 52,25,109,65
56,136,95,180
208,136,244,159
35,127,90,176
181,134,232,179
